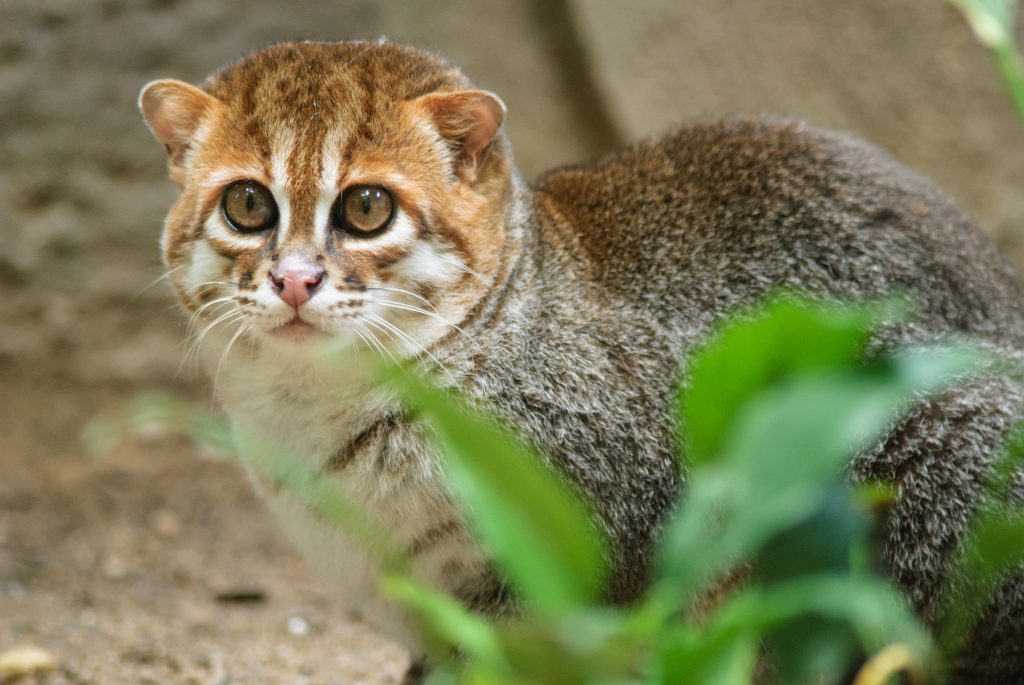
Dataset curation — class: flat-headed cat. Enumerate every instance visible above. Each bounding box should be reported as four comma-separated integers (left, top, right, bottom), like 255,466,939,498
140,41,1024,681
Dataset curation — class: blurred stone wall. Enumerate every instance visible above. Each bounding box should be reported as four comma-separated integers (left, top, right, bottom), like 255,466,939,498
0,0,1021,387
568,1,1024,246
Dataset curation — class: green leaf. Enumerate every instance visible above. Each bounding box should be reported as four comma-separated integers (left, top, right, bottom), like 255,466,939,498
81,391,236,457
654,627,758,685
762,616,862,685
423,664,461,685
496,610,643,685
240,430,404,567
657,340,981,613
755,486,869,583
499,628,592,685
654,575,929,685
949,0,1024,124
938,422,1024,660
386,370,608,615
938,510,1024,659
681,297,894,466
709,574,930,662
950,0,1017,47
983,425,1024,504
382,575,507,669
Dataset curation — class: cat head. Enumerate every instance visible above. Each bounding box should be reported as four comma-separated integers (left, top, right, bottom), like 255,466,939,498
140,41,514,359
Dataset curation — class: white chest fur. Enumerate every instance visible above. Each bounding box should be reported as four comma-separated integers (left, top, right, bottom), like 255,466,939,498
209,342,487,653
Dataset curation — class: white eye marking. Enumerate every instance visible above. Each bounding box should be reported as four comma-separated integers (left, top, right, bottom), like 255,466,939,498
394,242,461,287
204,208,267,250
342,167,412,193
340,209,416,253
202,166,267,190
316,134,343,247
186,239,234,299
269,128,295,242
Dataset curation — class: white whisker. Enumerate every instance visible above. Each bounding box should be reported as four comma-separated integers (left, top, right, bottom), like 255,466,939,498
371,298,467,336
186,280,237,294
355,318,400,366
191,307,242,350
185,296,237,338
365,286,436,309
174,310,245,383
350,326,376,359
363,312,450,378
436,254,486,283
184,309,245,375
127,265,184,305
213,321,251,397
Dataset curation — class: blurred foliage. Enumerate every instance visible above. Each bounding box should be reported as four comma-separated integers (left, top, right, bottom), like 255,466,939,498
91,296,1024,683
383,298,977,685
950,0,1024,122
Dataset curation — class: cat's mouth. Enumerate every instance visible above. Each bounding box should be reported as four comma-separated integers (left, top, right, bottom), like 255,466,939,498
271,316,320,341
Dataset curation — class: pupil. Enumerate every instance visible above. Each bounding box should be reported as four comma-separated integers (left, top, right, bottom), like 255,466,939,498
246,191,256,212
361,192,372,215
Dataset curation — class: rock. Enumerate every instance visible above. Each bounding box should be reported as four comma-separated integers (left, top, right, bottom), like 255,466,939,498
0,645,58,679
213,587,267,604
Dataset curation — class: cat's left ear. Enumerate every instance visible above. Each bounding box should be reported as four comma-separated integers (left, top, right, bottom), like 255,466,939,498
139,79,219,183
416,89,506,183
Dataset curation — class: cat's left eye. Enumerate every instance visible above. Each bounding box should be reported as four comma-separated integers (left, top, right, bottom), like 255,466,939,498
333,186,395,236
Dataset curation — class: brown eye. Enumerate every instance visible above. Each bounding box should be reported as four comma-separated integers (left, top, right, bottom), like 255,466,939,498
334,186,395,236
222,181,278,233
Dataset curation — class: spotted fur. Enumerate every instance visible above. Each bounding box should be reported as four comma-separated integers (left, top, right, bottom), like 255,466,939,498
142,41,1024,681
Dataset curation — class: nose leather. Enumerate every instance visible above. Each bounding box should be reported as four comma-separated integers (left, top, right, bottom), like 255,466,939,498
269,255,325,308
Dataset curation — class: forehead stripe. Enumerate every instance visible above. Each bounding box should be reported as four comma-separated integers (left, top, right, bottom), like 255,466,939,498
314,134,343,247
269,129,295,243
203,166,268,189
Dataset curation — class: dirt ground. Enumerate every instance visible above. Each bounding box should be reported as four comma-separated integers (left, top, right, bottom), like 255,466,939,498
0,372,409,685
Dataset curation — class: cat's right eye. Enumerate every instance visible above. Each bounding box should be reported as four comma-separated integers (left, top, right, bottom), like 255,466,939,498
221,181,278,233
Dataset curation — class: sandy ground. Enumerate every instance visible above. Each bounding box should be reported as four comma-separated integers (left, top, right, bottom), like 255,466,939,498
0,373,408,684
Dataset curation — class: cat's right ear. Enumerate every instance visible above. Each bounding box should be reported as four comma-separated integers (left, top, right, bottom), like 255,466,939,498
139,80,218,183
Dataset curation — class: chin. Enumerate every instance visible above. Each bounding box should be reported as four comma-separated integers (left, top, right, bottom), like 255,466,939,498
263,318,367,360
271,317,321,340
257,317,327,351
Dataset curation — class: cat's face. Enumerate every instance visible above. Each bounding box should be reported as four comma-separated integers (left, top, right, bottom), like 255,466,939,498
140,42,512,359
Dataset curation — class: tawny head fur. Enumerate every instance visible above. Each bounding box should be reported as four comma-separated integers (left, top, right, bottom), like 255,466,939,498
140,41,512,356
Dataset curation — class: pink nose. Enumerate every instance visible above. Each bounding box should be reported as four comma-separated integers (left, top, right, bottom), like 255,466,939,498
269,256,325,308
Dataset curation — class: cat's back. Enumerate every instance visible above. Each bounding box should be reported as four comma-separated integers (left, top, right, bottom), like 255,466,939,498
531,115,1024,348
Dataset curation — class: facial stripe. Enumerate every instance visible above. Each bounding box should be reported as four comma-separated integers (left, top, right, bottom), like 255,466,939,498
342,165,414,192
183,120,215,179
202,165,270,189
411,115,458,181
269,128,295,243
316,133,344,248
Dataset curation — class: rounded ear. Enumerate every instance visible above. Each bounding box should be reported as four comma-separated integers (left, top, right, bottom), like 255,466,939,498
139,79,218,182
415,89,506,183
